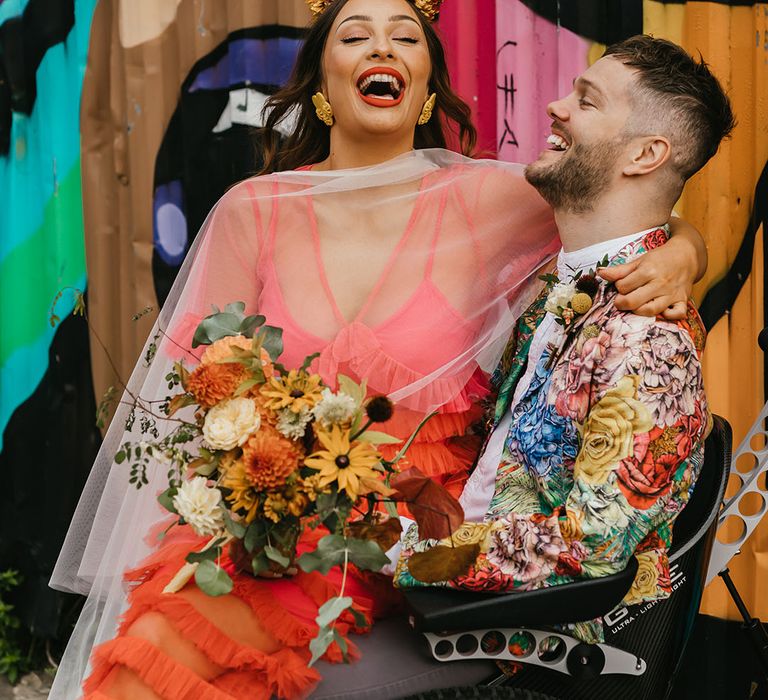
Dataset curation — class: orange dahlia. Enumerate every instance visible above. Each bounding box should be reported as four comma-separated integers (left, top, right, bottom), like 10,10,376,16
200,335,253,365
242,424,301,491
201,335,275,377
186,362,249,408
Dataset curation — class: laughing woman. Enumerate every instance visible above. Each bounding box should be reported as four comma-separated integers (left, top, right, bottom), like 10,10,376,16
50,1,708,698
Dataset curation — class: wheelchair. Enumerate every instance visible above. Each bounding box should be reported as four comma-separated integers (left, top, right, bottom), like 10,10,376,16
310,407,768,700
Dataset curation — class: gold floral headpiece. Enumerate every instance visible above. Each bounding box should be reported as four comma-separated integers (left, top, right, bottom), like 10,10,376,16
306,0,444,22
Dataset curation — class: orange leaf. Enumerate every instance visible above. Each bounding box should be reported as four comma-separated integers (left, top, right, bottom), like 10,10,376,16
408,543,480,583
358,476,396,498
391,467,464,541
348,519,403,552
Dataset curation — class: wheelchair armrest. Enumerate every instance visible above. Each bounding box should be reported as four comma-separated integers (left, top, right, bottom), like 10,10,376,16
404,556,638,632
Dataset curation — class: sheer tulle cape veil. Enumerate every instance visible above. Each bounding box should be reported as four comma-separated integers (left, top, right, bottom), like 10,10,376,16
48,148,558,697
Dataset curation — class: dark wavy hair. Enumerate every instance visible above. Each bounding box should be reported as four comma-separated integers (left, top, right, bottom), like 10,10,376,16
256,0,477,174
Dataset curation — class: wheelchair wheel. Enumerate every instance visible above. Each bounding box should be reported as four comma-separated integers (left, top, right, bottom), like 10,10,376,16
403,687,558,700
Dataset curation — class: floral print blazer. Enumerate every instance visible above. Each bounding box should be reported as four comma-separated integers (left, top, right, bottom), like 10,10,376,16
395,229,710,609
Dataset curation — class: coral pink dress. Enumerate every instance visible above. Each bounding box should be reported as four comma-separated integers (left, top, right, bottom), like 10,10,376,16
83,175,502,699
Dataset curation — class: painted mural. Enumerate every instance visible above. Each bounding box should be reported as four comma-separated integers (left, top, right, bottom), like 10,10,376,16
0,0,102,644
1,0,766,644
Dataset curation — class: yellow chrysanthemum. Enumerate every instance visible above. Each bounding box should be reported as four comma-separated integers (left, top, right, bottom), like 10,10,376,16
264,494,289,523
220,459,260,524
261,370,324,414
304,425,381,501
300,474,329,502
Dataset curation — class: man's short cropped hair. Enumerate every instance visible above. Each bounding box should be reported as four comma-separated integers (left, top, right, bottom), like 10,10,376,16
603,35,735,181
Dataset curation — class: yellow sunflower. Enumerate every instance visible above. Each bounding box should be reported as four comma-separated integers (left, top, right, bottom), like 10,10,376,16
304,425,381,501
261,370,324,414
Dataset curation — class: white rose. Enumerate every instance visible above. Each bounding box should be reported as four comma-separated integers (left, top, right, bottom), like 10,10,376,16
312,388,357,428
545,281,577,315
172,477,225,537
202,397,261,450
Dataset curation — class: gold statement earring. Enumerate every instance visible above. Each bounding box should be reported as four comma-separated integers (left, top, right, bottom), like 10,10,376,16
418,93,437,125
312,92,334,126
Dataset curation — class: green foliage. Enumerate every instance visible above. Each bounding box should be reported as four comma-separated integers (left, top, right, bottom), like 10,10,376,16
194,561,233,597
192,302,266,348
298,534,389,576
0,570,26,684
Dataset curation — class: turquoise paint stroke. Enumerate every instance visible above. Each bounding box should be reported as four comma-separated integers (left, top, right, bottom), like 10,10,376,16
0,0,97,261
0,0,98,448
0,0,29,25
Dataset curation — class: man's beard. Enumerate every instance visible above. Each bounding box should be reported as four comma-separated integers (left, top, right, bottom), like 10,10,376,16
524,139,625,213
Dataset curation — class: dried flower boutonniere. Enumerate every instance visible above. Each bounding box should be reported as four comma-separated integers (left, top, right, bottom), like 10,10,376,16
539,255,609,368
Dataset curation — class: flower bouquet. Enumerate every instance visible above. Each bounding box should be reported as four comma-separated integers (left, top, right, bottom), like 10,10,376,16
117,302,462,662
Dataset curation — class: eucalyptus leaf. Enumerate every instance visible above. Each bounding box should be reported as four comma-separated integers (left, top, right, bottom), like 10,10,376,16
308,625,335,667
185,547,220,564
346,537,390,572
349,606,369,629
245,520,268,553
223,512,246,539
224,301,246,315
297,534,347,575
264,545,290,568
316,596,353,628
333,628,349,661
315,491,338,522
298,535,388,575
240,314,266,337
260,325,284,361
251,552,270,576
157,487,178,514
194,560,233,596
192,312,243,348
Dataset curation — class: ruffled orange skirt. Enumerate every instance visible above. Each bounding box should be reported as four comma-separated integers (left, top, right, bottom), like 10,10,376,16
83,400,485,699
84,526,403,700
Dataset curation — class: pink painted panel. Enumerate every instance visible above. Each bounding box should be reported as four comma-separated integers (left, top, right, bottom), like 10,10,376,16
495,0,592,164
438,0,497,155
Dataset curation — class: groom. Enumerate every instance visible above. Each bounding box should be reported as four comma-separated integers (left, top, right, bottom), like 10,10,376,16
395,35,734,609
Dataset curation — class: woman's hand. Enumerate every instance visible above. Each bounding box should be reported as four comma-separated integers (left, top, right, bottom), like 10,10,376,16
598,218,707,320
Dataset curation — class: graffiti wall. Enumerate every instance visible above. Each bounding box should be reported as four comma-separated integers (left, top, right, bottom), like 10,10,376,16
1,0,766,634
0,0,102,637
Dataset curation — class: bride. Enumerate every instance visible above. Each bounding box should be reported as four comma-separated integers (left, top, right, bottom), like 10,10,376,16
50,0,707,697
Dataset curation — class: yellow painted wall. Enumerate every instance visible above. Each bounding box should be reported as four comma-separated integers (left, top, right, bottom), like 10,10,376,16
645,0,768,618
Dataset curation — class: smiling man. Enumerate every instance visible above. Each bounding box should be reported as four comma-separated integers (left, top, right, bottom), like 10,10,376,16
395,35,735,621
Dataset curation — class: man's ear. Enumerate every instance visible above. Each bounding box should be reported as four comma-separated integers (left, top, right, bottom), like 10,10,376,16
623,136,672,176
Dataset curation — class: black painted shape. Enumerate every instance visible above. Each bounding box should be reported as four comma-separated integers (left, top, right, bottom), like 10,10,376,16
698,159,768,332
660,0,762,5
152,27,304,305
0,59,10,155
0,0,75,154
0,300,101,639
518,0,643,45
